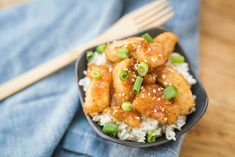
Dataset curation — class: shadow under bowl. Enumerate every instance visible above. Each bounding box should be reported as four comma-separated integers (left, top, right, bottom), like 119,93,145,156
75,27,208,147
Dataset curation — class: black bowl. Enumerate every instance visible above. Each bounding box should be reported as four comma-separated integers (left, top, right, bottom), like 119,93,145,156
75,27,208,147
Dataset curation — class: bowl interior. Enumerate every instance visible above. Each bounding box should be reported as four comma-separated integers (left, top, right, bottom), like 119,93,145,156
75,28,208,147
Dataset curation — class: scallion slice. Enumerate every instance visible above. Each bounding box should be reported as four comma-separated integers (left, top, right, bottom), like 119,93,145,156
116,48,129,59
142,33,153,43
133,76,144,94
121,101,132,112
164,85,178,100
137,62,149,76
90,68,102,79
119,69,129,81
147,131,156,143
102,122,118,137
170,55,185,63
96,44,107,54
86,51,94,62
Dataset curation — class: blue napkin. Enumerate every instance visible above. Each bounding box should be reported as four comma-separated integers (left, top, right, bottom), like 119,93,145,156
0,0,199,157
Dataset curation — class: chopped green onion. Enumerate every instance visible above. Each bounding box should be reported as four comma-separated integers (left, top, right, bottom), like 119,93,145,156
102,122,118,137
121,101,132,112
86,51,94,62
91,68,102,79
137,62,149,76
170,55,185,63
96,44,107,54
116,48,129,59
142,33,153,43
133,76,144,94
147,131,156,143
164,85,178,100
119,69,129,81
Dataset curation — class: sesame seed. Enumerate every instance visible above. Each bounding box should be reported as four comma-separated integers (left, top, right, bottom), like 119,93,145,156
148,92,151,96
144,59,147,62
164,117,168,121
157,97,161,101
154,109,157,113
153,89,156,93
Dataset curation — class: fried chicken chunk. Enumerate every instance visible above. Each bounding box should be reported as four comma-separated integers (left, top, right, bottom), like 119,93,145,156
155,65,195,115
132,84,180,124
143,68,158,85
106,106,141,128
153,32,178,59
105,37,166,68
105,32,178,67
84,64,111,116
112,59,136,106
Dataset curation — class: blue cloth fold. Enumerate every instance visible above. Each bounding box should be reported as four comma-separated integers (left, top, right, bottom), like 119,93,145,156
0,0,199,157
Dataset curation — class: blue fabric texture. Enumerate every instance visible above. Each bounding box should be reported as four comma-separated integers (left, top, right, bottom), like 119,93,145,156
0,0,199,157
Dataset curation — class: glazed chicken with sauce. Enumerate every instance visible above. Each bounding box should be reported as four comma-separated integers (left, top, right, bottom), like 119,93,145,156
154,65,195,115
132,84,180,124
105,32,178,68
84,64,112,116
105,106,141,128
112,59,136,106
82,32,195,128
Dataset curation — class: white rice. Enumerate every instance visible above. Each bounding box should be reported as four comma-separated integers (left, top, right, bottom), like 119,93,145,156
88,52,106,65
79,52,196,142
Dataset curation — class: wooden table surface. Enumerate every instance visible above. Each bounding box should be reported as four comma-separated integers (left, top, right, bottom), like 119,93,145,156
181,0,235,156
1,0,235,157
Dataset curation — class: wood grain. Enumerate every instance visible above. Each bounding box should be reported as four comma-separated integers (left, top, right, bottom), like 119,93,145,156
181,0,235,157
0,0,27,9
0,0,235,157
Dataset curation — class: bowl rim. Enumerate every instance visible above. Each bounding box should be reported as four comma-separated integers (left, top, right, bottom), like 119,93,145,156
75,27,208,147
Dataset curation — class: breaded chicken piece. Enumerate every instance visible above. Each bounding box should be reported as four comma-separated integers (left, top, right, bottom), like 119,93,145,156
112,59,136,106
132,84,179,124
106,106,141,128
155,65,195,115
105,37,166,68
105,37,143,63
131,38,166,68
84,64,112,116
154,32,178,59
143,68,158,85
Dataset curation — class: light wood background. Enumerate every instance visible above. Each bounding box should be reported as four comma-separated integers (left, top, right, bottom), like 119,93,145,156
181,0,235,157
1,0,235,157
